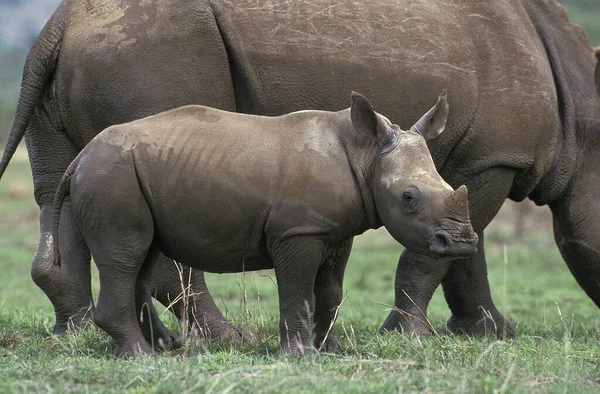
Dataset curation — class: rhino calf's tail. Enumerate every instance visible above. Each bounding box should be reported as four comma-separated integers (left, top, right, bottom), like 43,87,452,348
0,3,66,180
52,153,83,267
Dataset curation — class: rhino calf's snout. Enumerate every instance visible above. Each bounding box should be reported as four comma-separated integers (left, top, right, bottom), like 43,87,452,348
429,229,479,257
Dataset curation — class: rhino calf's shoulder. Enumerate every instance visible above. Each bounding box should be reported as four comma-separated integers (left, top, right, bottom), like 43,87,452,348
53,93,477,357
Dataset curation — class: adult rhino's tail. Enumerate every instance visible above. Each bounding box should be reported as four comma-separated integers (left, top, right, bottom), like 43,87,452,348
52,152,83,267
0,3,66,180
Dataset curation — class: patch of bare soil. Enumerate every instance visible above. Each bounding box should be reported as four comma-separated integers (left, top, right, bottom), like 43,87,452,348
1,333,24,350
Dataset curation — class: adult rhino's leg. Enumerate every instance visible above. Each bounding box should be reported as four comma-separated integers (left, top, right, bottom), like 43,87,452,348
313,238,352,351
443,233,515,337
26,112,94,335
442,168,516,338
380,167,516,337
136,249,181,351
149,254,250,343
379,250,452,335
550,176,600,309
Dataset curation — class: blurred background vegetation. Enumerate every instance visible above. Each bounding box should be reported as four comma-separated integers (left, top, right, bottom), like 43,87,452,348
0,0,598,143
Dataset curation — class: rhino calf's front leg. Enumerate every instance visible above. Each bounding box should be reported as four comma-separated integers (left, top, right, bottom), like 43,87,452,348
271,236,326,354
313,239,352,351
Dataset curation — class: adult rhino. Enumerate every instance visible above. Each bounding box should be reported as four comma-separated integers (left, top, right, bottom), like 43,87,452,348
1,0,599,338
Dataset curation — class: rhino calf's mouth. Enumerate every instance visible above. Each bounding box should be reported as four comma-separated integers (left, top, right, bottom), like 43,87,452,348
429,230,478,257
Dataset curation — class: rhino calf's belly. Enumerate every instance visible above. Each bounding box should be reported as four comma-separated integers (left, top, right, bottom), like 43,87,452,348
156,234,274,274
146,189,274,273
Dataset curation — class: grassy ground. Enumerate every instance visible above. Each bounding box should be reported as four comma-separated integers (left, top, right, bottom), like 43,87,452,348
1,149,599,393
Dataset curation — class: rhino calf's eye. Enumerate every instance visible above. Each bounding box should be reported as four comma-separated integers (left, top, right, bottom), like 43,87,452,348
401,186,421,212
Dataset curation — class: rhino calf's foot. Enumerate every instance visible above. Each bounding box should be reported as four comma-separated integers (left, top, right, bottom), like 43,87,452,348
446,313,515,339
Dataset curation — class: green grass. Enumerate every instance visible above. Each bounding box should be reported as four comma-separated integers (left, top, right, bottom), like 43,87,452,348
1,150,600,393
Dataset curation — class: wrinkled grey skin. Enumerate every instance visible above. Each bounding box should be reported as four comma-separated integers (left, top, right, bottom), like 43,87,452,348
52,94,478,356
0,0,245,341
1,0,600,340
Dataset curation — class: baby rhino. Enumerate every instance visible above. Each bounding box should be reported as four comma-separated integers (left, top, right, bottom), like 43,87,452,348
53,93,478,357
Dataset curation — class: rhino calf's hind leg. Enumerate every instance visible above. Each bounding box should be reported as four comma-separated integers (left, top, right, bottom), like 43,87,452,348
90,246,153,356
73,163,156,357
94,259,152,357
313,239,352,351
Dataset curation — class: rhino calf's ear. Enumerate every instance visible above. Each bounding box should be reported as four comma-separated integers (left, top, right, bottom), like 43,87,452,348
595,47,600,96
351,92,392,143
411,92,450,141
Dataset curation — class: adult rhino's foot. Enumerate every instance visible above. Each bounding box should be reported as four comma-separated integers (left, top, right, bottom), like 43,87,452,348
33,265,94,337
152,330,182,352
189,318,255,345
50,306,94,336
149,260,255,345
378,307,434,335
117,340,155,359
446,311,515,339
276,339,315,357
139,318,182,352
31,257,94,337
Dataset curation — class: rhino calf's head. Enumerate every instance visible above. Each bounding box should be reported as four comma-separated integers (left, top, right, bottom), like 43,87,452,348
351,92,478,258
